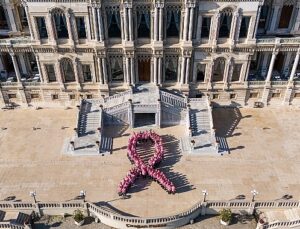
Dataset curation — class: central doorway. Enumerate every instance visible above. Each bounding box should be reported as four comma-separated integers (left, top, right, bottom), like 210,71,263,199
138,59,151,82
134,113,156,128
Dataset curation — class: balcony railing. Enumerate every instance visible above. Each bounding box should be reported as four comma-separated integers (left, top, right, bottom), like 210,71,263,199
256,37,300,45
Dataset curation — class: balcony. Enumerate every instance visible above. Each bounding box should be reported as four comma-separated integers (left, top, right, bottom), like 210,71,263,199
256,37,300,45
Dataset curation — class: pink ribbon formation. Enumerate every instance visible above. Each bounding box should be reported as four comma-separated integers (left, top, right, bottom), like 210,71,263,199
118,130,176,196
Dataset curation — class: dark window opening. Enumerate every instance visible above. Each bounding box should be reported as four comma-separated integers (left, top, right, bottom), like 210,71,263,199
196,64,205,82
110,58,124,82
107,11,121,38
52,94,59,100
201,17,211,38
258,5,269,29
0,6,9,30
219,14,232,38
213,58,226,82
45,64,56,82
166,10,180,38
18,6,28,29
232,64,242,81
239,16,250,38
278,5,293,29
61,59,75,82
165,57,178,81
54,14,69,39
69,94,75,100
76,17,86,39
137,12,150,38
36,17,48,39
82,65,92,82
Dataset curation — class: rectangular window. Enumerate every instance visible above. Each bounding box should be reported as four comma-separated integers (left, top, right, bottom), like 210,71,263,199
249,92,258,98
69,94,75,100
76,17,86,39
110,57,124,82
45,65,56,82
166,10,181,38
107,10,121,38
86,94,92,99
201,17,211,38
272,93,281,98
239,16,251,38
258,5,269,29
36,17,48,39
230,94,236,99
52,94,59,100
232,64,243,82
196,64,206,82
82,65,92,82
8,94,17,99
165,56,178,81
294,93,300,98
212,94,219,99
31,94,39,99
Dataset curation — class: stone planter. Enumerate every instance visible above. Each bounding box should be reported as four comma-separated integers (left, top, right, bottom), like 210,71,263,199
74,219,84,226
220,219,230,226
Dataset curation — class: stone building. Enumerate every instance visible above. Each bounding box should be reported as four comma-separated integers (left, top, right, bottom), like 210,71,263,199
0,0,300,107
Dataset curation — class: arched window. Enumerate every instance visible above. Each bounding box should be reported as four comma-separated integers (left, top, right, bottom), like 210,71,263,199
61,58,75,82
278,1,294,29
165,56,178,81
52,9,69,39
107,9,121,38
212,58,226,82
137,10,150,38
231,63,242,81
0,6,9,30
219,9,233,38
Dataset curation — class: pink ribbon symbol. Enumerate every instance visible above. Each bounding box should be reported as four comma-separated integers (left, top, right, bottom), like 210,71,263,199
118,131,176,195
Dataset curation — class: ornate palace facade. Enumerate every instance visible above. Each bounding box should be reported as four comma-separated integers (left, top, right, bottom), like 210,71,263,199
0,0,300,107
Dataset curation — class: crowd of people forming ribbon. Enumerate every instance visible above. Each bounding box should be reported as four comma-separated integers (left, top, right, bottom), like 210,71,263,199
118,130,176,196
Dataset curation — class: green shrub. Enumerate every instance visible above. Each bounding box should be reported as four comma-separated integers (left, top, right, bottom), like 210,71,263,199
73,210,84,223
220,208,232,223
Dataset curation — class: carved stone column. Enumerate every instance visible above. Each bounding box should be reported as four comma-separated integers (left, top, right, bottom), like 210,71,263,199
101,58,108,84
123,4,129,41
153,56,158,84
92,5,99,41
34,54,44,83
266,51,278,82
188,6,195,41
9,53,21,82
158,3,164,41
66,11,75,46
97,56,104,84
180,57,186,84
211,12,220,46
23,3,34,40
183,7,190,41
97,7,104,42
47,11,57,45
289,49,300,82
230,11,240,45
153,5,158,41
128,7,133,41
196,10,202,41
205,60,214,83
158,56,162,85
55,60,64,86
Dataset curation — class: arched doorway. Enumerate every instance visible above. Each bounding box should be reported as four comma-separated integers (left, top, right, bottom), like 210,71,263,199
212,58,226,82
138,57,151,82
61,58,75,82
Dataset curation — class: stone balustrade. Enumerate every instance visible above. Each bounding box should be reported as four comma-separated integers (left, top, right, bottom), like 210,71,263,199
160,91,187,108
0,200,299,229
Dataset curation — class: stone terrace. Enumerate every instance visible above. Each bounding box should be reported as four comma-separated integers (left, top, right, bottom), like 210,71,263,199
0,107,299,217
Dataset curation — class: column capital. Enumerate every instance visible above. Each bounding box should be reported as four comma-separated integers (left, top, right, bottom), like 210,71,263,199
272,50,279,56
182,49,192,58
123,1,132,9
155,2,164,8
297,47,300,55
185,0,196,8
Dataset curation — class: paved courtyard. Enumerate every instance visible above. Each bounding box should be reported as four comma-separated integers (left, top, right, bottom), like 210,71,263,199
0,107,299,217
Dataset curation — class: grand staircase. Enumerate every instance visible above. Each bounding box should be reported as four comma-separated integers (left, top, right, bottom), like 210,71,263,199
67,85,217,156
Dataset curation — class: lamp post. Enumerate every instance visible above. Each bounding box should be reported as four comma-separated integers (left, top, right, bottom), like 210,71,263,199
251,189,258,202
202,190,208,202
30,191,37,203
80,190,86,202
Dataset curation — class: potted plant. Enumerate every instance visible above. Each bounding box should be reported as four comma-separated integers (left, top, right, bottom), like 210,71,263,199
73,209,85,226
219,208,232,226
